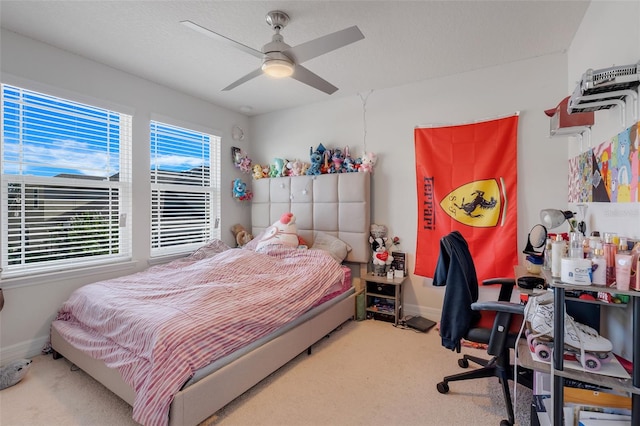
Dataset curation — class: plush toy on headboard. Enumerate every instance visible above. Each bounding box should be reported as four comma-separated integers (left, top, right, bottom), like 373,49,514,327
0,359,32,390
256,212,300,251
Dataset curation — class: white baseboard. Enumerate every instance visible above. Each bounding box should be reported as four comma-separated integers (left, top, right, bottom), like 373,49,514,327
402,303,441,323
1,335,49,363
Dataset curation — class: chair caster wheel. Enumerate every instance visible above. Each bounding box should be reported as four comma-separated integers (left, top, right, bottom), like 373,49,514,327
500,420,512,426
458,358,469,368
436,381,449,394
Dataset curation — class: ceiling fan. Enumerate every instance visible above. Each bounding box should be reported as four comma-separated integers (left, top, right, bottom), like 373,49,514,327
181,10,364,95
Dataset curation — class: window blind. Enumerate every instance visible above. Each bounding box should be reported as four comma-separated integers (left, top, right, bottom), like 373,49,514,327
150,120,220,256
1,84,132,277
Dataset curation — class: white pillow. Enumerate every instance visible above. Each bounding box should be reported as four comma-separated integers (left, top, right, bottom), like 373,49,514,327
312,232,352,263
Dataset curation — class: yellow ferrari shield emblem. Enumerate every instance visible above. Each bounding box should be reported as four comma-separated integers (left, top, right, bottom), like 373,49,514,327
439,178,505,227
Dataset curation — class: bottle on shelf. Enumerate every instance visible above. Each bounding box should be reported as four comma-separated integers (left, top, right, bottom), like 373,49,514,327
551,235,565,278
569,232,583,258
603,232,618,287
543,238,553,271
591,242,606,286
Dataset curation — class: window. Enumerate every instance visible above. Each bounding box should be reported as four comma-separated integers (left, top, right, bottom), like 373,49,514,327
150,120,220,256
1,84,132,277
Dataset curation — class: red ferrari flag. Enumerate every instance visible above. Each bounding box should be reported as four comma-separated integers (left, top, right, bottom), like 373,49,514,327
414,115,518,280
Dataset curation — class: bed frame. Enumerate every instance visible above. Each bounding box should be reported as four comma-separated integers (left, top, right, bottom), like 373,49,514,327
51,172,371,426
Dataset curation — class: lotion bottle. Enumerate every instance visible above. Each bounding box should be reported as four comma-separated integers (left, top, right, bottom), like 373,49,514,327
591,243,606,286
551,235,565,278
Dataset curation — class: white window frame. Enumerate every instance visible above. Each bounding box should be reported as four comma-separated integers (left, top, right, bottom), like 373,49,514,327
150,119,220,257
0,83,132,279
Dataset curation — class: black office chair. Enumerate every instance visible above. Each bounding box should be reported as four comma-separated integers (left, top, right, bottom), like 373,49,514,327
433,231,532,426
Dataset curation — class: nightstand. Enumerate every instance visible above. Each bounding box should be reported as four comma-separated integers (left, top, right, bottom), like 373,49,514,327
361,265,406,325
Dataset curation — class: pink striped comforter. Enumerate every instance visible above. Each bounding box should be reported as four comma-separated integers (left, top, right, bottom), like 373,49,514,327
53,246,346,426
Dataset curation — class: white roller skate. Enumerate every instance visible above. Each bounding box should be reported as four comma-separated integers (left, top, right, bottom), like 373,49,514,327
524,291,613,371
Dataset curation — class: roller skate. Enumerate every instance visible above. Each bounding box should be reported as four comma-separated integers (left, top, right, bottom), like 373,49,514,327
524,292,613,371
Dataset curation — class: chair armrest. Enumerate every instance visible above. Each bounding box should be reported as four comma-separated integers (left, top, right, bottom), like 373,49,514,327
482,278,515,286
471,301,525,356
482,278,516,301
471,301,524,315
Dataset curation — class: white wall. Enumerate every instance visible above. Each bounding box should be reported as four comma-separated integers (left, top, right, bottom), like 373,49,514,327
0,29,251,361
250,53,570,319
566,1,640,359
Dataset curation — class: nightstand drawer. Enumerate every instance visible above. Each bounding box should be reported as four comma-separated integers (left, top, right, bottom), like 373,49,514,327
366,281,395,296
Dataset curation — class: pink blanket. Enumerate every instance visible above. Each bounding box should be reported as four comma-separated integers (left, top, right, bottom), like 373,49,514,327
53,246,346,426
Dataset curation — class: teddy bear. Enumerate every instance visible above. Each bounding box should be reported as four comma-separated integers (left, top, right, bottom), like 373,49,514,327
232,178,252,201
0,359,32,390
252,164,264,180
255,212,300,251
359,152,377,173
230,224,254,247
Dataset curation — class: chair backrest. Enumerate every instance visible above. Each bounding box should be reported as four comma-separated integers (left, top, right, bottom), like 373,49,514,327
433,231,481,351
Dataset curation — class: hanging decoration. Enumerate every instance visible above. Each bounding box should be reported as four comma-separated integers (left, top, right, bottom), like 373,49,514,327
414,114,519,280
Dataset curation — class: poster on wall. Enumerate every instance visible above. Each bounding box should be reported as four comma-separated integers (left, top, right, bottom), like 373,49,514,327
569,121,639,203
414,114,519,280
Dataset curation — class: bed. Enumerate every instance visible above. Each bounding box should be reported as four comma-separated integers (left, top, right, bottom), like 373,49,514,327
50,172,371,426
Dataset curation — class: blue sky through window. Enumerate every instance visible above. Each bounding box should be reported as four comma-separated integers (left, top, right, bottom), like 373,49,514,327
2,85,210,179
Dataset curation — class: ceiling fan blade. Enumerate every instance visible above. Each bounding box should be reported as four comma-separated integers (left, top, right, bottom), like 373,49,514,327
285,26,364,64
181,20,263,59
290,65,338,95
222,68,263,91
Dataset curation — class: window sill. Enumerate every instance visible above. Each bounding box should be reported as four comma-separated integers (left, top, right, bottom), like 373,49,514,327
0,260,139,289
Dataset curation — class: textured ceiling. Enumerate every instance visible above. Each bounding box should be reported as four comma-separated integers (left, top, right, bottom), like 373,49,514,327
0,1,590,116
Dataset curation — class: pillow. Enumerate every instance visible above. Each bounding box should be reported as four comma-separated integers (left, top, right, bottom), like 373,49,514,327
312,232,352,263
188,239,231,260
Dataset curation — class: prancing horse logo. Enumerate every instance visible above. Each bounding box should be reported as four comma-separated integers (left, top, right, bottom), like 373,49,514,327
454,190,497,218
440,178,506,228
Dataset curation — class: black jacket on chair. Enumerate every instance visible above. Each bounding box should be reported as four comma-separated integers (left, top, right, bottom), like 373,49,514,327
433,230,481,351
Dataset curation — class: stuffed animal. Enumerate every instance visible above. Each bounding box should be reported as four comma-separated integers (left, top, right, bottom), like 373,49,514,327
370,236,392,265
261,164,270,178
331,148,345,173
370,235,392,275
272,158,286,177
230,224,254,247
0,359,32,390
300,161,310,175
306,146,323,176
232,178,252,201
239,156,252,174
286,159,303,176
256,212,299,251
359,152,377,173
252,164,264,180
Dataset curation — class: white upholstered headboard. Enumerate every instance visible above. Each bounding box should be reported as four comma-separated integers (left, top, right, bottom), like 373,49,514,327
251,173,371,263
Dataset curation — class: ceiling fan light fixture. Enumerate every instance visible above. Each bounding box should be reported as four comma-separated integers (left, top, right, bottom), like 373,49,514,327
262,59,294,78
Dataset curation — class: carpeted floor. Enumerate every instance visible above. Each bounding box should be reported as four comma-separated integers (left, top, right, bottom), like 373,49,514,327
0,319,532,426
